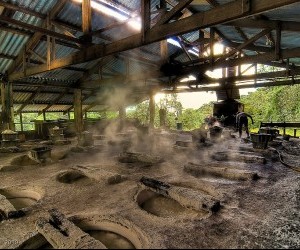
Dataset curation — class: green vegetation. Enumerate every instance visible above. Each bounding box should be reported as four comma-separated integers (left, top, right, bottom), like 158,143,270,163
241,84,300,136
126,94,213,131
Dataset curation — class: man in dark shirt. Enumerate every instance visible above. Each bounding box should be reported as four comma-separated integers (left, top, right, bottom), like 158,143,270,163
236,112,254,138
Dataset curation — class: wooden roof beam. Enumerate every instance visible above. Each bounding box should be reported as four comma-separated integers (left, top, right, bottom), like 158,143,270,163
0,15,85,45
7,0,68,76
163,78,300,93
226,19,300,32
0,0,46,19
154,0,194,27
217,28,273,62
8,0,299,81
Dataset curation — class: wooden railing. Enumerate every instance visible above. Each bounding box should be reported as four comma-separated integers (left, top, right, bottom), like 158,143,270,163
260,122,300,137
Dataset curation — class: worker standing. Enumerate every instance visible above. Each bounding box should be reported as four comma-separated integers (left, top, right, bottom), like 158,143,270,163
236,111,254,138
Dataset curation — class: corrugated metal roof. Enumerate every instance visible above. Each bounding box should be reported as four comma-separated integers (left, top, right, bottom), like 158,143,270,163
13,91,32,103
0,0,298,113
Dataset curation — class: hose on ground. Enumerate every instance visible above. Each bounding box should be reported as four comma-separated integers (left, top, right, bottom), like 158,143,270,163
269,147,300,173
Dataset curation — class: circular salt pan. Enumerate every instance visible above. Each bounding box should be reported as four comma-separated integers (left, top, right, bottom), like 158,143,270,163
75,215,149,249
137,190,208,218
0,189,41,210
87,230,135,249
56,170,92,184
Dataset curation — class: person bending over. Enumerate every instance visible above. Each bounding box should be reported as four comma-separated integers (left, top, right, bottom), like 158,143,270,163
236,111,254,138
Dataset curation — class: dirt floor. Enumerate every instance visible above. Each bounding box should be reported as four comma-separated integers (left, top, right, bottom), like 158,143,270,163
0,128,299,249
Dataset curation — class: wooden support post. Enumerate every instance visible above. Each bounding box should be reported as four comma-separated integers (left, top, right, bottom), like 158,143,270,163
199,30,205,58
141,0,151,43
119,106,126,132
210,28,215,67
74,89,83,136
22,46,27,73
160,0,168,65
160,39,168,63
67,111,71,120
47,16,51,70
82,0,92,44
159,109,167,128
276,21,282,61
1,82,14,131
52,36,56,62
82,0,92,33
20,113,24,132
149,91,155,128
8,83,15,131
119,106,126,121
254,63,258,86
0,82,5,131
238,52,242,76
43,110,46,121
222,46,226,77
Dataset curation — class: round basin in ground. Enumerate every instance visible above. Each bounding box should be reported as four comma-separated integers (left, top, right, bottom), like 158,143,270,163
75,216,149,249
86,230,134,249
0,189,41,210
136,190,208,218
56,170,92,184
18,216,149,249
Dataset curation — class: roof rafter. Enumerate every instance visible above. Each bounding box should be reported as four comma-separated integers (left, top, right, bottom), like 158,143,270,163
9,0,299,81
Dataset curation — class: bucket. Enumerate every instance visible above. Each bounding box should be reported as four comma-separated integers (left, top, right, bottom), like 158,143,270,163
259,127,279,141
30,147,52,161
250,133,271,149
2,131,18,141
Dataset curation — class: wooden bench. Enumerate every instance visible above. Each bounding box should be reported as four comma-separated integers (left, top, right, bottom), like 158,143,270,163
260,122,300,137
